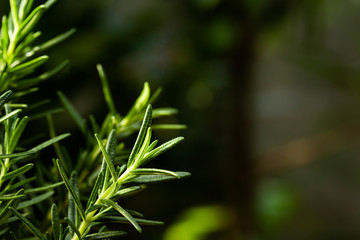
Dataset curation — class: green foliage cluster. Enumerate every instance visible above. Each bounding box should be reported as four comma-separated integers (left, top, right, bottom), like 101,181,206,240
0,0,190,239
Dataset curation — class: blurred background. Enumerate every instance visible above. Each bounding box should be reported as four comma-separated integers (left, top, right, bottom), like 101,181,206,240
4,0,360,239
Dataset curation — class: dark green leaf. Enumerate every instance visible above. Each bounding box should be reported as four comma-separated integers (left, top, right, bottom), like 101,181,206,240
51,204,60,240
56,160,86,221
16,60,70,88
6,212,30,224
9,116,29,153
64,217,82,240
84,231,127,239
18,191,54,209
95,133,117,184
0,194,26,201
8,230,16,239
24,181,64,194
37,28,76,52
46,232,52,240
86,171,104,210
105,129,117,164
4,176,36,193
100,215,164,226
70,171,81,227
29,133,70,152
57,91,87,135
2,163,34,181
97,64,116,115
0,150,35,159
9,207,46,240
0,189,24,226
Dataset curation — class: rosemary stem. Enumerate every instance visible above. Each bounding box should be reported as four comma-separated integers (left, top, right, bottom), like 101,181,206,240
71,167,133,240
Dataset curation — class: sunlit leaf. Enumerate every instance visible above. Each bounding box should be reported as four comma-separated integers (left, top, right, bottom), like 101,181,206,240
100,199,142,233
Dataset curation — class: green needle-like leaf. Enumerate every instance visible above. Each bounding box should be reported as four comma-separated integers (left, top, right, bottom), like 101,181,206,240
19,5,46,37
0,90,12,108
3,177,36,193
18,0,33,20
100,199,142,233
130,168,180,178
9,207,46,240
29,133,70,152
57,91,87,135
95,133,117,184
0,109,22,123
146,140,158,152
141,136,184,166
133,127,152,167
133,82,150,112
0,150,35,159
56,160,86,221
151,124,187,130
9,0,19,26
9,55,48,74
127,105,152,168
16,60,70,88
2,163,34,181
18,191,54,209
124,171,191,185
113,186,143,198
36,28,76,52
9,116,29,153
1,16,9,52
85,203,107,214
97,64,116,115
51,204,60,240
152,108,178,117
0,194,26,201
86,171,104,210
64,217,82,240
24,181,64,194
70,171,81,228
84,231,127,239
100,215,164,226
0,189,24,226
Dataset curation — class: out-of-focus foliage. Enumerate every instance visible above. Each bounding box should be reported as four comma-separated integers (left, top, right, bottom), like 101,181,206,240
163,205,234,240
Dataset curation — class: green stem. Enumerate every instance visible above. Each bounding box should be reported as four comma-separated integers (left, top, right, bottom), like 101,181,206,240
71,167,133,240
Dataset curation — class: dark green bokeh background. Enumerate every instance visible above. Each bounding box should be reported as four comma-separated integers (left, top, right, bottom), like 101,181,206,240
4,0,360,239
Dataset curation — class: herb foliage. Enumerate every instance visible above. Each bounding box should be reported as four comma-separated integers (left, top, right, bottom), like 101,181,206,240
0,0,189,239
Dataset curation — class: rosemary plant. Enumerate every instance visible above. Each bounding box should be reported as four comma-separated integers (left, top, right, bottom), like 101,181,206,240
0,0,190,239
